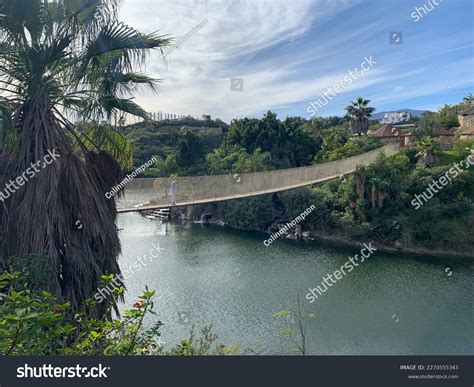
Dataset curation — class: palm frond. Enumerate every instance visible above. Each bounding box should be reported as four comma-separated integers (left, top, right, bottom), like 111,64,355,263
82,21,170,72
75,122,133,169
101,95,149,119
0,102,17,153
64,0,121,24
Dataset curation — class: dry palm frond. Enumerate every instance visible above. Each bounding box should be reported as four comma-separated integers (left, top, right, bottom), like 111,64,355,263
0,0,171,317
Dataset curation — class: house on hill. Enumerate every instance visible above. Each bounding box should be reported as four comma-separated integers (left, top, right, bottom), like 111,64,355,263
431,127,454,149
458,104,474,128
459,125,474,140
369,124,411,146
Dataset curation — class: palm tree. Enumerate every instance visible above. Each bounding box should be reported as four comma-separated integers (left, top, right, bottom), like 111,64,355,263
416,136,441,167
345,97,375,135
0,0,170,317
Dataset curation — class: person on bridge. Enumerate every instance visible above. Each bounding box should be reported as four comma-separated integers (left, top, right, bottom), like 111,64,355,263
170,179,178,205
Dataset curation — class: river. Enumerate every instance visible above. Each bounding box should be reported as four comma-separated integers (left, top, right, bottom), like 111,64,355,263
116,193,473,355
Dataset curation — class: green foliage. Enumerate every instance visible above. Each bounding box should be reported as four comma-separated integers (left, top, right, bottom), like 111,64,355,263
176,122,472,253
415,112,442,138
303,116,348,133
209,137,473,253
452,138,474,157
345,97,375,134
0,271,235,356
168,325,239,356
415,136,441,167
125,111,322,177
223,112,320,168
0,272,161,355
438,104,460,128
345,144,474,251
279,188,329,230
316,129,382,161
415,96,471,140
75,122,133,169
206,145,273,174
218,195,275,231
0,0,170,122
123,118,227,173
152,154,179,177
176,131,207,174
273,299,315,355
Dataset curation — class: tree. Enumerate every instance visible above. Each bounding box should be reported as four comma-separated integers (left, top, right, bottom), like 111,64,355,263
206,145,272,174
416,136,441,167
438,104,460,129
345,97,375,135
317,127,351,160
0,0,170,317
176,131,207,174
224,112,319,168
415,111,441,139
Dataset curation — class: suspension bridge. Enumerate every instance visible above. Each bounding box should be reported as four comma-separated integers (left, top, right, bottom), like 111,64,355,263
117,144,399,213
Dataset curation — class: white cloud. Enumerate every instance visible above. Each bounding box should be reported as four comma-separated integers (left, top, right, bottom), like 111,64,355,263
118,0,473,121
119,0,360,120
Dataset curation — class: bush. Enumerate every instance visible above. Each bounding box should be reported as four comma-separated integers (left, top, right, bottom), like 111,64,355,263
0,271,163,355
0,272,234,356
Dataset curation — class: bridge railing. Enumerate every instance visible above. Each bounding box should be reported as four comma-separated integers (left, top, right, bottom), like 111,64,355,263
119,144,399,211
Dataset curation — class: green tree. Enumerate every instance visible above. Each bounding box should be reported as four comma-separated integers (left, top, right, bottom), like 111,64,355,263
224,112,319,168
206,145,272,174
438,104,460,128
0,0,170,316
415,111,441,138
416,136,441,167
345,97,375,135
176,131,207,174
317,127,351,160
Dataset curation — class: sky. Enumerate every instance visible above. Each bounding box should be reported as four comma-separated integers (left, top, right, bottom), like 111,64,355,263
119,0,474,122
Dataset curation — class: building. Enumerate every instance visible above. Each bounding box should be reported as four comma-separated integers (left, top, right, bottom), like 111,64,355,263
458,105,474,128
431,127,454,149
149,111,186,121
370,124,411,146
459,125,474,140
380,111,411,124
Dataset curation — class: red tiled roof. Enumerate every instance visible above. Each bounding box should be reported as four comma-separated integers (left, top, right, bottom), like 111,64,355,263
370,124,410,137
460,125,474,135
432,127,454,136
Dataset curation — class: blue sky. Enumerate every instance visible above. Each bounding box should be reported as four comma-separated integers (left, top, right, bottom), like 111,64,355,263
121,0,473,122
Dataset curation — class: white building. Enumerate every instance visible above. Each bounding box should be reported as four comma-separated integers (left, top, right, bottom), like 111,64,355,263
380,111,411,124
149,111,186,121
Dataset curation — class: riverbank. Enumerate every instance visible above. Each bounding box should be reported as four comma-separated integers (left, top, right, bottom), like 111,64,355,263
306,230,474,260
167,208,473,260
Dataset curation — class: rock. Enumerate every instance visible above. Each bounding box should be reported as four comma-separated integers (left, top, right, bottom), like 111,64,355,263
393,240,403,249
200,213,213,223
295,224,302,238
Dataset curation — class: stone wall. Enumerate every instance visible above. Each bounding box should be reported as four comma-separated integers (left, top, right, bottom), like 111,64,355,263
458,114,474,128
